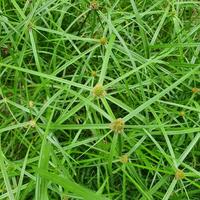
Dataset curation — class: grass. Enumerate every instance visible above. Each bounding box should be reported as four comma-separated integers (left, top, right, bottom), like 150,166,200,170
0,0,200,199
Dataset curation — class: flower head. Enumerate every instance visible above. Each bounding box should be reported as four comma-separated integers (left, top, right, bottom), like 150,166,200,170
110,118,125,133
29,101,34,108
29,119,36,128
99,37,107,45
175,169,185,180
120,154,129,164
91,71,97,77
90,1,99,10
92,83,106,98
179,111,185,117
192,87,200,93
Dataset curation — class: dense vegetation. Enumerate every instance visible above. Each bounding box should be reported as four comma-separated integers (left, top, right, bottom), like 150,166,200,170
0,0,200,199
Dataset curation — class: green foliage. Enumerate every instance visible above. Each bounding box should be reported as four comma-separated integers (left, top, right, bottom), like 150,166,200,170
0,0,200,199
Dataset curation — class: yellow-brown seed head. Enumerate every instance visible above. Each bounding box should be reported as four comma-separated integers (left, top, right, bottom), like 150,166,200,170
120,154,129,164
99,37,107,45
110,118,125,133
92,83,106,97
90,1,99,10
192,87,200,93
29,100,34,108
91,71,97,77
29,119,36,128
175,169,185,180
179,111,185,117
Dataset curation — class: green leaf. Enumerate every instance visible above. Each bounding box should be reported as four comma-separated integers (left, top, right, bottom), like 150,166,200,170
36,168,108,200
